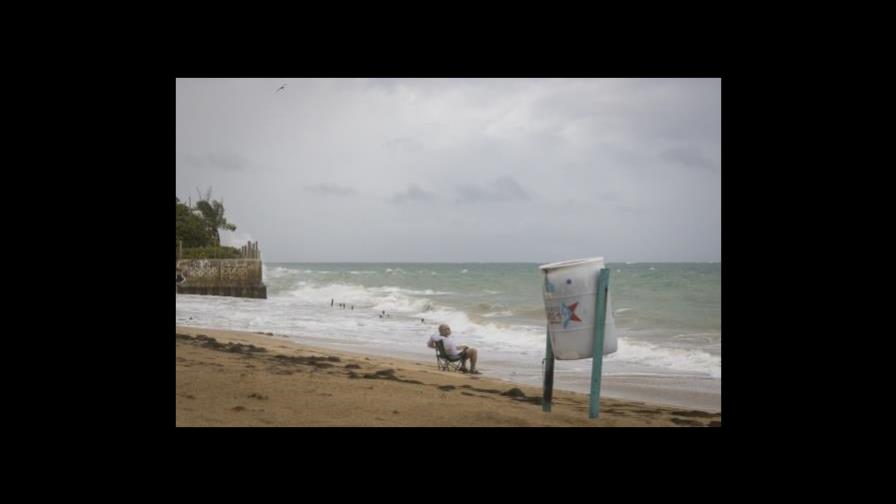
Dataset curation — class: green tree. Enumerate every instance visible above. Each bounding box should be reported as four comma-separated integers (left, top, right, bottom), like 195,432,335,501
176,199,214,247
194,187,237,247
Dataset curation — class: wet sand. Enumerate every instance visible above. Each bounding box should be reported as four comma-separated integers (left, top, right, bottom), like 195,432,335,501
175,326,721,427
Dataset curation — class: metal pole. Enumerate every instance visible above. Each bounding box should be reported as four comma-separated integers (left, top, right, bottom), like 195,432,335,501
543,328,555,412
589,268,610,419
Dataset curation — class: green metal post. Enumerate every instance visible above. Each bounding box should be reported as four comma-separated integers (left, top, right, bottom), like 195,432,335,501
589,268,610,419
543,328,555,412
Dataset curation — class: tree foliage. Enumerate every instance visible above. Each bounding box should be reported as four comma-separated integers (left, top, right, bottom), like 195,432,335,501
176,187,238,250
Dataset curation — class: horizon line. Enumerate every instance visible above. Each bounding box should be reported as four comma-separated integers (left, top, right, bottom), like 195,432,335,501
260,260,722,264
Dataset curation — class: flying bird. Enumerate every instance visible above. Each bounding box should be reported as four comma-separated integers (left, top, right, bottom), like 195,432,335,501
276,83,286,93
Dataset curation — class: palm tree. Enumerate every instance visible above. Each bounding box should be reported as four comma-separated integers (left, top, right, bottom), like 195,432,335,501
194,187,236,246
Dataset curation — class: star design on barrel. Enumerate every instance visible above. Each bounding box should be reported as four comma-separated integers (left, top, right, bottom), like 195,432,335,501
561,301,581,329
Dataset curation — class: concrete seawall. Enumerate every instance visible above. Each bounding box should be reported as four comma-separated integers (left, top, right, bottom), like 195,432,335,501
176,258,267,299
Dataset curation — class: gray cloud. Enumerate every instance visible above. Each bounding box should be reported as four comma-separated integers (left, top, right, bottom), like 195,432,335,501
385,137,423,152
456,176,531,203
661,147,718,173
180,152,249,172
390,184,435,203
176,78,720,262
304,184,357,196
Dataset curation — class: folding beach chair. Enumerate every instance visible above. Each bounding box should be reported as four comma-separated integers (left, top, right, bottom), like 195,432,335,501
434,339,467,372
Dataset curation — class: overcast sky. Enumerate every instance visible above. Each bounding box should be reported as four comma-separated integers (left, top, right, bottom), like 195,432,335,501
176,78,720,263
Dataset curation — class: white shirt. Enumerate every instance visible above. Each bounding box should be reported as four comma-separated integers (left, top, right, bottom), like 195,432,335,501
428,334,462,358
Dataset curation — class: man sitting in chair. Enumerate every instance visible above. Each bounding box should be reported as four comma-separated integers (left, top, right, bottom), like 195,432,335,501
427,323,480,374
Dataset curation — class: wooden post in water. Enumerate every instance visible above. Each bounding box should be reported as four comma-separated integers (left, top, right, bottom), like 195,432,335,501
542,329,555,412
589,268,610,419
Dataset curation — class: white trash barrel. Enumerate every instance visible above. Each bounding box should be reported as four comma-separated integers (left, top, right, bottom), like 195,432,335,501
539,257,618,360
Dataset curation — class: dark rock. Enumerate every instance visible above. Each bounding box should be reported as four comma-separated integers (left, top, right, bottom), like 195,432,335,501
501,388,526,398
670,410,716,418
345,364,361,369
670,418,704,427
438,385,456,391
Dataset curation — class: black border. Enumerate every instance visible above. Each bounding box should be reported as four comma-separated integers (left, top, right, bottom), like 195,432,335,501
97,54,754,459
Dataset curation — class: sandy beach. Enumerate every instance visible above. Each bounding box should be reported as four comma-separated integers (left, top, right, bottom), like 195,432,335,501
176,325,721,427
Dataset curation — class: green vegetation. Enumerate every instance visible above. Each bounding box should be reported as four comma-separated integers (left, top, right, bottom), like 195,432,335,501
179,245,243,259
193,187,237,247
176,188,240,257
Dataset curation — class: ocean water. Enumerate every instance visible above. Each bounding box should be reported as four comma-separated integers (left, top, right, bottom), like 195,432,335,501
176,262,721,405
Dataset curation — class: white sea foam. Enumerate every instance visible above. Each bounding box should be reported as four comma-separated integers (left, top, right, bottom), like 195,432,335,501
181,263,721,382
605,338,721,378
369,286,452,296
